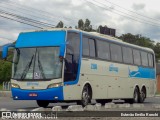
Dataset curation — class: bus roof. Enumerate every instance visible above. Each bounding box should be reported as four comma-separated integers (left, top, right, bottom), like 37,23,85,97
20,28,154,53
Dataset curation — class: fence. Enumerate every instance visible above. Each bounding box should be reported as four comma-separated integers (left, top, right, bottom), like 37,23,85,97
2,82,11,91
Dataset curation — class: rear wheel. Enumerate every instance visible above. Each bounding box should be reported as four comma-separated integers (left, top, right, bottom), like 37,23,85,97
139,88,146,103
36,100,49,108
133,87,140,103
96,99,112,105
125,87,139,104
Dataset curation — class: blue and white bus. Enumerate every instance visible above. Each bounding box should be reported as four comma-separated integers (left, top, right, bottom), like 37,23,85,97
2,28,156,107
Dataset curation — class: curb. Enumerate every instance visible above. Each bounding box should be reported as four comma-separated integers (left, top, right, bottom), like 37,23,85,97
0,91,11,97
155,95,160,97
66,105,84,111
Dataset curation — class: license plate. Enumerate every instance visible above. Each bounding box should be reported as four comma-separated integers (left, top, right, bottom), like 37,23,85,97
29,93,38,97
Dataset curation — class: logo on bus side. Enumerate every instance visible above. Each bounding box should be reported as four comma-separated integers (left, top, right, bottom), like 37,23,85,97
91,64,97,70
109,64,118,72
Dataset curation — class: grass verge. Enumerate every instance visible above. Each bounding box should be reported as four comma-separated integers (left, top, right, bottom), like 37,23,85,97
0,84,3,90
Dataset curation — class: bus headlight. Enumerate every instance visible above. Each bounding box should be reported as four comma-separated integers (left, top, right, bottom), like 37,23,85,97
11,83,20,88
47,82,62,88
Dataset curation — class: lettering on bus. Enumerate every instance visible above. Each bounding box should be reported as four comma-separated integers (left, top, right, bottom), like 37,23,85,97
91,63,97,70
27,82,39,86
109,64,118,72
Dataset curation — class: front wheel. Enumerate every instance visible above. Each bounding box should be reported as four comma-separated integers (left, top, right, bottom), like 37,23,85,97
36,100,49,108
77,85,91,107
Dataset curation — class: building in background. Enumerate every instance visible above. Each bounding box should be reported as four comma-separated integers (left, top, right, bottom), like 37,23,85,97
98,26,116,37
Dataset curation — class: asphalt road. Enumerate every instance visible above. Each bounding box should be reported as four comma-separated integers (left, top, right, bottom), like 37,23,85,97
0,97,160,111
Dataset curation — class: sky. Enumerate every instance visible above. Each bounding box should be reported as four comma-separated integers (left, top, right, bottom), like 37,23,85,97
0,0,160,45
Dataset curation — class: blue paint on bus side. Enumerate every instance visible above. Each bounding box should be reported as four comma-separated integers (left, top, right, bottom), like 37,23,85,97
16,31,66,48
129,67,156,79
11,87,64,100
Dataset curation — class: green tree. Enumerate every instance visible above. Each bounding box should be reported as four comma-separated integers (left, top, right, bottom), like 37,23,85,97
0,60,12,84
78,19,84,30
56,21,64,28
154,43,160,62
118,33,154,49
84,19,92,32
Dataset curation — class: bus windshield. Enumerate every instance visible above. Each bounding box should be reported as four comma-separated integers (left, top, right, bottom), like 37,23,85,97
12,47,62,80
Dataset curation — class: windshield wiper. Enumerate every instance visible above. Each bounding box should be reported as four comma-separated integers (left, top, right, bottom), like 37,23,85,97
37,51,46,79
20,54,34,80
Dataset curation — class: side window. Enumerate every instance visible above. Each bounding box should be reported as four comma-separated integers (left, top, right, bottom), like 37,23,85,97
110,44,122,62
97,40,110,60
133,49,141,65
148,53,154,67
64,32,80,82
141,51,148,67
122,47,133,64
82,37,89,56
89,39,96,57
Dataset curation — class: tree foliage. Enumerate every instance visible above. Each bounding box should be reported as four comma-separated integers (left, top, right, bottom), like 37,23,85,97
0,60,12,84
0,50,13,83
77,19,93,31
118,33,155,49
78,19,84,30
153,43,160,62
56,21,64,28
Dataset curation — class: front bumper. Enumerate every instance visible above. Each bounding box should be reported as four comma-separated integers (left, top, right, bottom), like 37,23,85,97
11,87,64,100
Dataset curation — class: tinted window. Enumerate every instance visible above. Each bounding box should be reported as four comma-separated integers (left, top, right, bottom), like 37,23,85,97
64,32,80,82
110,44,122,62
141,51,148,67
133,49,141,65
89,39,96,57
97,40,110,60
82,37,89,56
122,47,133,64
148,53,154,67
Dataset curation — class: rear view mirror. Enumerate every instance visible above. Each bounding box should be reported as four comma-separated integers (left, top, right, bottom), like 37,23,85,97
2,43,15,59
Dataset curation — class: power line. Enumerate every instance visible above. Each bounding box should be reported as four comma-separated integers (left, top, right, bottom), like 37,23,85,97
92,0,160,26
1,0,78,26
84,0,160,28
0,14,43,29
105,0,160,23
0,36,15,42
0,9,55,28
0,3,58,26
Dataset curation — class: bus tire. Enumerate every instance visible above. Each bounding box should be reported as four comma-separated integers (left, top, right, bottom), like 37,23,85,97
96,99,112,105
125,87,139,104
139,87,146,103
36,100,49,108
77,84,91,107
133,87,140,103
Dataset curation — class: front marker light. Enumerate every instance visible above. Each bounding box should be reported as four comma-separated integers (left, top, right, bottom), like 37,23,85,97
47,82,62,88
11,83,20,88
